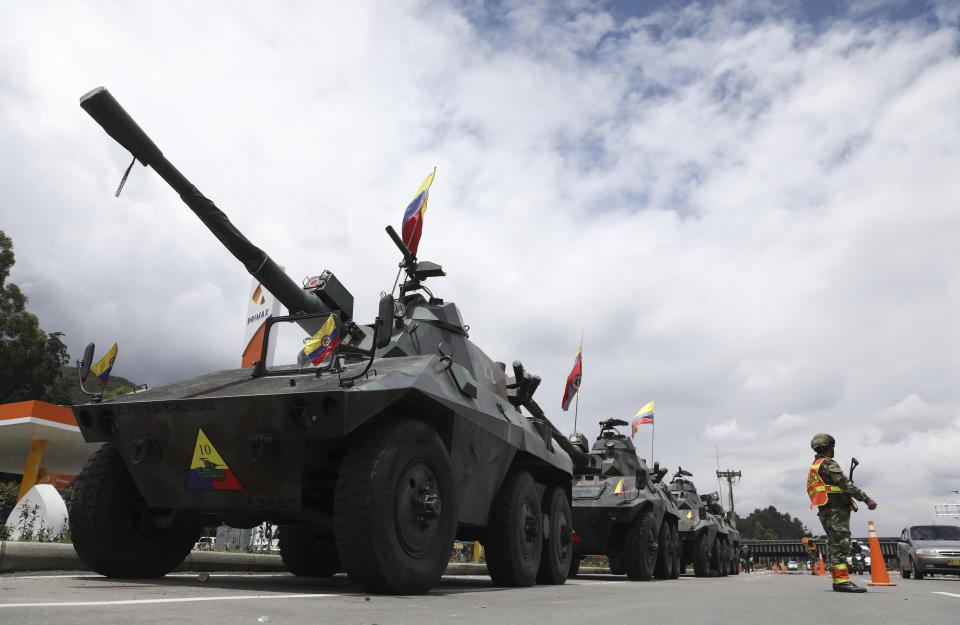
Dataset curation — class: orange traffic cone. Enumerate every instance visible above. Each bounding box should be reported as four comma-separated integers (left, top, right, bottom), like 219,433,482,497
866,520,896,586
818,552,825,576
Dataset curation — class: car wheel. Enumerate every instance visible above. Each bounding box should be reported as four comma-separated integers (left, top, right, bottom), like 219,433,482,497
912,558,925,580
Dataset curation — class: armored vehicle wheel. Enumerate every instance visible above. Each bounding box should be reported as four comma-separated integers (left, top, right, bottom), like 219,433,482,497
654,519,672,579
692,531,710,577
717,539,729,577
69,444,201,578
609,555,625,575
729,545,739,575
536,486,573,585
279,526,341,577
485,469,543,587
708,537,724,577
334,419,456,595
569,556,582,578
669,524,681,579
624,511,657,581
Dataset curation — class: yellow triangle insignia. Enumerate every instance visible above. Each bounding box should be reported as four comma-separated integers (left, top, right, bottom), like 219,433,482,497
191,428,230,471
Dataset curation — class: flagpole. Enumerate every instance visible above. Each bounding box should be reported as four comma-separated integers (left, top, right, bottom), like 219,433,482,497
573,329,583,434
651,419,655,465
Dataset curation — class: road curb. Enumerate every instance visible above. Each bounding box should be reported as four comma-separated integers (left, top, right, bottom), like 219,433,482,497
1,542,611,577
0,541,288,573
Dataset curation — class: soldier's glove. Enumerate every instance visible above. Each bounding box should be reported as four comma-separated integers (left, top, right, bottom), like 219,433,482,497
866,499,877,510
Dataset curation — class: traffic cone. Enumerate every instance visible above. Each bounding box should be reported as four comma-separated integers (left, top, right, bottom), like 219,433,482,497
866,520,896,586
773,562,778,574
818,552,825,576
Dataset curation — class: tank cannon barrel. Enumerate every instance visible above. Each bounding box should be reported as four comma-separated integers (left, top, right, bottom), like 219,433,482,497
79,87,327,316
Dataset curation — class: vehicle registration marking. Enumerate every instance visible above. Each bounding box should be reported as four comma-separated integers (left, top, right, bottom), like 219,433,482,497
947,558,960,566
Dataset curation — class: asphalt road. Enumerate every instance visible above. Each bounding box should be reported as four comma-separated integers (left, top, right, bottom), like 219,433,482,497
0,570,957,625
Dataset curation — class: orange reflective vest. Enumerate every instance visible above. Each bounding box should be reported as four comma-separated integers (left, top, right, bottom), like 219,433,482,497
807,458,843,509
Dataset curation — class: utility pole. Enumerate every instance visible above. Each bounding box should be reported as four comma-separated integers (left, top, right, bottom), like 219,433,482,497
716,469,742,517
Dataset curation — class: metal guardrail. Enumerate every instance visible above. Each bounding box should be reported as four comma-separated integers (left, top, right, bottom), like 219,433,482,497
740,538,900,559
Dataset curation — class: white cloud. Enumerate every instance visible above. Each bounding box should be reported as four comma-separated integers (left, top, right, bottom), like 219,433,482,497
2,1,959,534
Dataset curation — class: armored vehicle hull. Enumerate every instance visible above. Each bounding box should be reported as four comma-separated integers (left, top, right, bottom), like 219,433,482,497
566,421,680,581
69,87,576,595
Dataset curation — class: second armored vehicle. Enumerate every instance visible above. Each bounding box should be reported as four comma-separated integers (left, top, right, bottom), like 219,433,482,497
667,469,733,577
68,87,579,595
567,419,681,581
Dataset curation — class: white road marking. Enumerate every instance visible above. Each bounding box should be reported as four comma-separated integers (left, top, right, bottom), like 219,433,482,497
0,572,291,580
0,593,336,609
932,592,960,599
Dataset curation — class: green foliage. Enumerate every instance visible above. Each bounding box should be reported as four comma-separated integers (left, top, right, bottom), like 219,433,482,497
0,480,18,508
740,505,805,539
0,230,71,404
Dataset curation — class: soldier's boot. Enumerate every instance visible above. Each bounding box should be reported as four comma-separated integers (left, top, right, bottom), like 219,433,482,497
832,581,867,593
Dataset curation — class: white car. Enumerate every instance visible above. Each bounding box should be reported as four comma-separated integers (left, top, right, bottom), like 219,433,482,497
786,560,798,571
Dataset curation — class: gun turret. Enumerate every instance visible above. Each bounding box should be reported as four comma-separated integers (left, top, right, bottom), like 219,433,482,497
79,87,352,319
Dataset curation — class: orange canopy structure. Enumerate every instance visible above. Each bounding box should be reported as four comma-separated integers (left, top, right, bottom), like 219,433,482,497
0,400,98,499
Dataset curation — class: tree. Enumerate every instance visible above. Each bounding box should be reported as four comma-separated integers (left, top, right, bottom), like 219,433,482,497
0,231,70,404
740,505,806,539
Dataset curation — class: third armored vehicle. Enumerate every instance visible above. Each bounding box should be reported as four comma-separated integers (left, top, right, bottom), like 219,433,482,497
704,491,740,575
567,419,680,580
667,468,733,577
68,87,579,595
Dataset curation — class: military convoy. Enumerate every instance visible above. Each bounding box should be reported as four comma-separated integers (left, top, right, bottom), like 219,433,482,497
69,87,580,595
667,468,740,576
69,86,742,595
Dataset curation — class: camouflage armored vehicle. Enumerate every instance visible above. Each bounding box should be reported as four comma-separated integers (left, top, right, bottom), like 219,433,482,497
667,469,732,577
68,87,578,595
704,492,740,575
567,419,681,581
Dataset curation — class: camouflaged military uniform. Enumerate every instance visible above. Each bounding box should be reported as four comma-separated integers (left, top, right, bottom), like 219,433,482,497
807,433,874,591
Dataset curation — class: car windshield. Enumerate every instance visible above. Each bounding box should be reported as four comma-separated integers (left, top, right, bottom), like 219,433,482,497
911,525,960,540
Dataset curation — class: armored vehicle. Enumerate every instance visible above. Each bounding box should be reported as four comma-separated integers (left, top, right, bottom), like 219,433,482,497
704,492,740,575
667,469,732,577
567,419,680,581
68,87,578,595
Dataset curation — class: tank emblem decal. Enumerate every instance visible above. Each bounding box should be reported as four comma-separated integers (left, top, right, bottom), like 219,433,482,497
187,428,243,490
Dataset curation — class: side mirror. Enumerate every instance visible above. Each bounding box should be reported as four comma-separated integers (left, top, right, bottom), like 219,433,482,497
79,342,96,382
375,294,394,348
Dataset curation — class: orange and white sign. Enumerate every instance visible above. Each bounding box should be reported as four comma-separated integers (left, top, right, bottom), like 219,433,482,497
241,277,282,368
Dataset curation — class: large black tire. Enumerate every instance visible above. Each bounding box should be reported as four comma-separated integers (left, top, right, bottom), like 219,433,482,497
279,526,341,577
717,540,730,577
624,511,658,581
569,556,582,578
485,470,543,587
335,419,456,594
730,545,739,575
536,486,572,585
69,444,201,578
609,555,625,575
709,536,723,577
692,531,710,577
669,524,681,579
654,518,673,579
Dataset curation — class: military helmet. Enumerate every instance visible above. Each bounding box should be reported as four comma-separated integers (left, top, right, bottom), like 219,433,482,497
810,433,835,451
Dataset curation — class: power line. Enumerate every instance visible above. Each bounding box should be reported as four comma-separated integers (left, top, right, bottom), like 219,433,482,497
716,469,742,517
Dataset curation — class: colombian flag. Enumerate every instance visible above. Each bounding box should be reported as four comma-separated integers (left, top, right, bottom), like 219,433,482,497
630,401,655,437
303,314,340,365
90,343,118,386
561,346,582,411
401,169,436,256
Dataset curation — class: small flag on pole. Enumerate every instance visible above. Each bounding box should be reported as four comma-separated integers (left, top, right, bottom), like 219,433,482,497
631,400,655,437
561,346,583,411
90,343,118,386
303,314,340,365
401,169,436,256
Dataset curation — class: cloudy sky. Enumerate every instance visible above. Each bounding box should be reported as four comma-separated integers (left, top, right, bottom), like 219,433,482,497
3,0,960,535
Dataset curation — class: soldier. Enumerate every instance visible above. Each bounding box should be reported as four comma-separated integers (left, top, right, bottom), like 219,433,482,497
801,530,819,575
807,433,877,593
